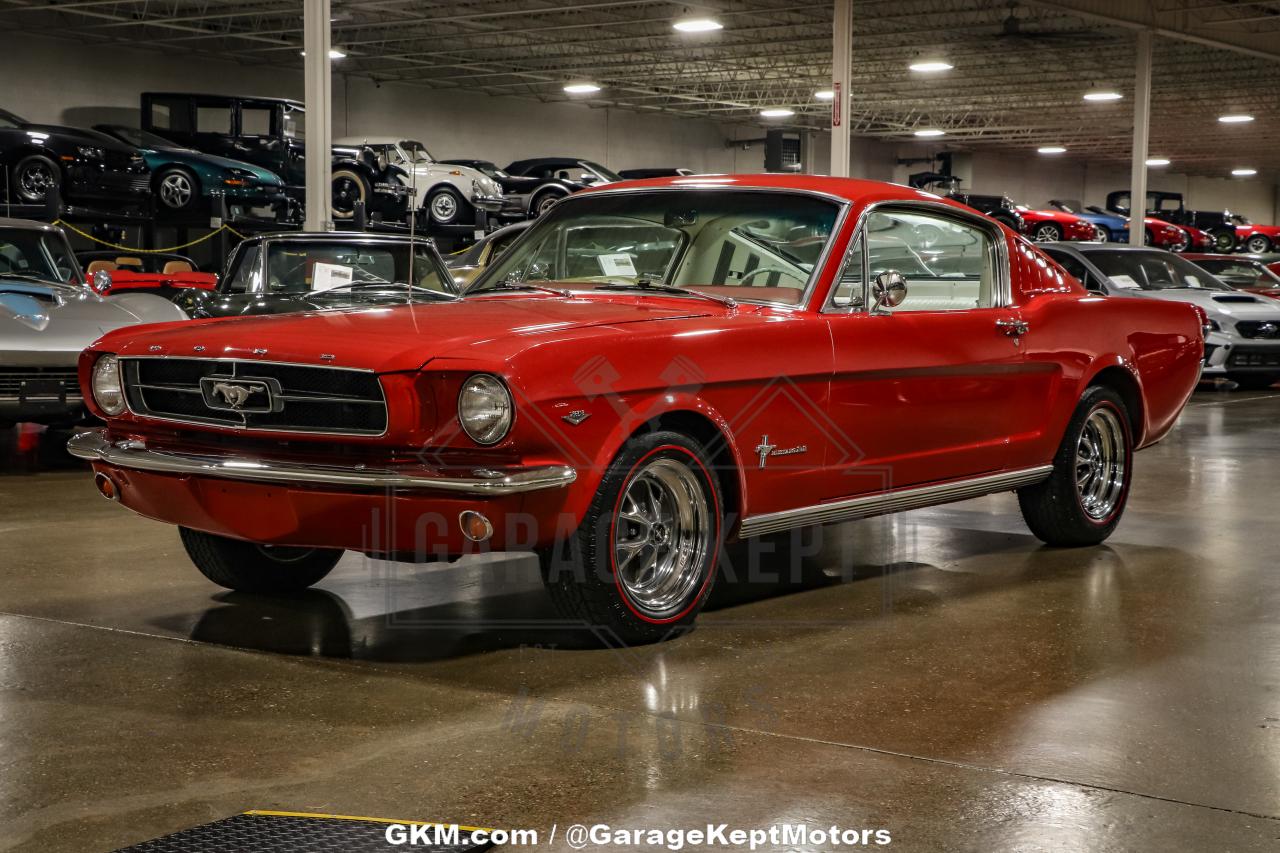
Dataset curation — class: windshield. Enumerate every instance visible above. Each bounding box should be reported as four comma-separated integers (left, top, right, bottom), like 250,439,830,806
580,161,622,183
468,189,841,306
1088,250,1232,291
0,229,82,286
1052,200,1083,214
224,240,451,296
1190,258,1280,290
0,109,26,129
109,126,177,149
400,141,436,163
1232,214,1253,225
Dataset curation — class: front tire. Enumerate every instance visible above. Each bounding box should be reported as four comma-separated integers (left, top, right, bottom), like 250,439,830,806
1245,234,1272,254
1018,386,1133,547
1032,222,1062,243
179,527,342,593
155,167,200,213
330,168,370,220
540,430,723,645
1169,230,1190,252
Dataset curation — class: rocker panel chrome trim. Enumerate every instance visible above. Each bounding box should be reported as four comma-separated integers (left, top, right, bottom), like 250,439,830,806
738,465,1054,538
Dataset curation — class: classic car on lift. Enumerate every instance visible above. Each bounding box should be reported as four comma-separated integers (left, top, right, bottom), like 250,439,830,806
93,125,288,218
948,192,1097,242
1183,253,1280,301
503,157,621,216
1107,189,1237,252
140,93,411,222
0,108,150,210
334,137,508,231
1,219,187,428
70,175,1203,644
1042,242,1280,390
439,158,598,220
1229,215,1280,255
169,231,456,319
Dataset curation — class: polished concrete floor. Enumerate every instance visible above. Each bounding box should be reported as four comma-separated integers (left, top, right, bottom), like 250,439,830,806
2,390,1280,852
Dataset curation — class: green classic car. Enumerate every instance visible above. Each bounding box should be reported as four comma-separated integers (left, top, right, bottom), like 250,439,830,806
94,125,288,218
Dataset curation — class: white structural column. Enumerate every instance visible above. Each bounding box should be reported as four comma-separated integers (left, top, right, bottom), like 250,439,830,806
829,0,852,177
303,0,333,232
1128,29,1153,246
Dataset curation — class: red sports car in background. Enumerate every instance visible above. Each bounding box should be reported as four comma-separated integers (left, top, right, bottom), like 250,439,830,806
78,251,217,297
70,175,1203,643
1185,253,1280,301
1232,216,1280,255
1012,204,1098,243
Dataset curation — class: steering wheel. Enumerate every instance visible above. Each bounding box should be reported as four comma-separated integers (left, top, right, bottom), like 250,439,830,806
738,266,807,287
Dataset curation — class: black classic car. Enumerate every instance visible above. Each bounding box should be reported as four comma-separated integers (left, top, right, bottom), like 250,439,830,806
171,231,456,319
1106,189,1236,252
944,192,1025,231
1,108,149,210
140,93,411,222
616,168,695,179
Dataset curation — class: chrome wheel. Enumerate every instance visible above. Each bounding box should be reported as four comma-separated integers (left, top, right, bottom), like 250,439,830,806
1247,235,1271,254
16,159,56,202
613,457,711,619
533,193,560,216
429,190,458,222
1075,406,1127,521
158,171,194,209
1033,224,1061,243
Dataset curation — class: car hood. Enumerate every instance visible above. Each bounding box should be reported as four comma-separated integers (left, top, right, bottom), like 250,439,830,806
94,294,715,373
154,148,283,184
1239,224,1280,235
1,283,162,363
1076,212,1126,228
1133,288,1280,320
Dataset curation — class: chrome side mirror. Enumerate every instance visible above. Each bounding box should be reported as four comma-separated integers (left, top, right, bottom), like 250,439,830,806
92,269,113,294
871,270,907,313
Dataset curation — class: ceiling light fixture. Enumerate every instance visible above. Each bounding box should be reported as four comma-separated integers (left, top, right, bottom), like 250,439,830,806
1218,114,1255,123
1038,146,1067,154
1146,157,1170,167
814,90,835,101
1083,91,1123,102
300,48,347,59
563,83,602,94
760,108,795,118
913,128,945,137
909,60,953,73
1232,168,1257,176
673,16,723,32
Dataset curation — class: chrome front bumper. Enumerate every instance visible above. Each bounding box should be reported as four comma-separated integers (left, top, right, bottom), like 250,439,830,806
67,429,577,495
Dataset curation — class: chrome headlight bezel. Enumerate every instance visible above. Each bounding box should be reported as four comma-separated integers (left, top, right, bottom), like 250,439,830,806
91,354,126,416
457,373,514,445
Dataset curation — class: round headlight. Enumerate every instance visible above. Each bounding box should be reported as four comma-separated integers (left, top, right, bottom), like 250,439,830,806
457,374,513,445
91,354,126,416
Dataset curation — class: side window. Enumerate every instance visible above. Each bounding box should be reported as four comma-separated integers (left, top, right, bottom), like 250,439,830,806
224,245,261,293
1046,250,1100,292
196,105,232,134
865,209,996,312
830,233,864,310
148,97,192,132
241,107,273,136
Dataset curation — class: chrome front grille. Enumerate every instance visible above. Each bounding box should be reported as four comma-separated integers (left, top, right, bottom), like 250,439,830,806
120,358,387,436
0,368,81,401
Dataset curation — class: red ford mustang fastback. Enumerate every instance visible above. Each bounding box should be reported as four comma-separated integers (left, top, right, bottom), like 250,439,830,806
71,175,1204,644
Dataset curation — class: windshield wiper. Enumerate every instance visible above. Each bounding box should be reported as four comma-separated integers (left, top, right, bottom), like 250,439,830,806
595,278,737,308
482,277,571,297
312,281,457,299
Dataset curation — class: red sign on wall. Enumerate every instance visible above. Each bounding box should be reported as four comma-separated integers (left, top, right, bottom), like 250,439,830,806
832,82,842,128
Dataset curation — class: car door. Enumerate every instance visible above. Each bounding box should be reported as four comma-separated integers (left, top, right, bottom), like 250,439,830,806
821,204,1039,497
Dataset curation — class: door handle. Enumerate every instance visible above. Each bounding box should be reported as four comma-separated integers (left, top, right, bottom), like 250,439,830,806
996,318,1029,337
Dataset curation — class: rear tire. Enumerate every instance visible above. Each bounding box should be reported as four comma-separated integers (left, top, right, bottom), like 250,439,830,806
426,186,470,225
13,154,60,204
530,190,563,217
1018,386,1133,547
539,430,723,645
1213,229,1237,253
179,527,342,593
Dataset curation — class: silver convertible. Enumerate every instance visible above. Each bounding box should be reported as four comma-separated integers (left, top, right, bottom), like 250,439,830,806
0,218,188,427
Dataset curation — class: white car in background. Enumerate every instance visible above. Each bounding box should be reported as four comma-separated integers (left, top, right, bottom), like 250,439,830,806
335,136,508,231
1043,242,1280,390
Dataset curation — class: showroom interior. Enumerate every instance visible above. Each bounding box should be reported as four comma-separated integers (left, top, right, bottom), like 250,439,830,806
4,0,1280,851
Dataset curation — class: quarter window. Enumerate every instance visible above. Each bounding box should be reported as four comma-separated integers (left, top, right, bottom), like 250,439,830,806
864,209,996,312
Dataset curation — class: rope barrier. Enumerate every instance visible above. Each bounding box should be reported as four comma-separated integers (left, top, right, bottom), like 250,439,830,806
53,219,249,254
